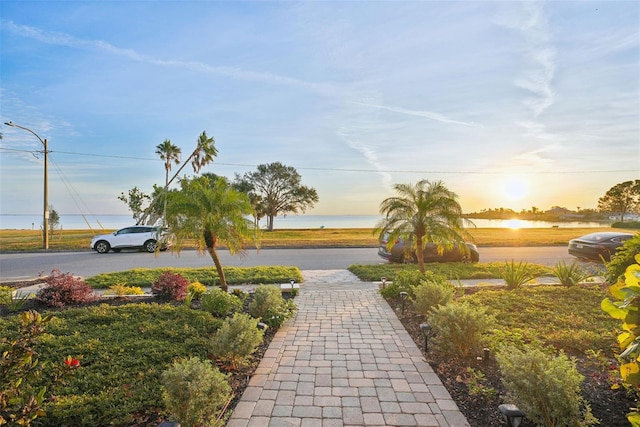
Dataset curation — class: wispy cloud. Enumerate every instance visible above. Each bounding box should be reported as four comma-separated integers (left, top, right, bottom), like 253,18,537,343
351,101,478,127
2,20,337,96
500,1,556,117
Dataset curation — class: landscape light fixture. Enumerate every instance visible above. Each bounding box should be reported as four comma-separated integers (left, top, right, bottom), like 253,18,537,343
419,322,432,352
4,121,49,250
381,277,387,289
290,279,295,286
498,404,525,427
399,291,408,314
257,322,268,330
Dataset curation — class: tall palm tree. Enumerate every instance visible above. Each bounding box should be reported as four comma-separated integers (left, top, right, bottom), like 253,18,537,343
155,139,182,225
375,180,473,274
165,175,259,291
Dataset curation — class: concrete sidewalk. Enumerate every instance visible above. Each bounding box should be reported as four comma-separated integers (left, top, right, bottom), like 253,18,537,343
226,269,470,427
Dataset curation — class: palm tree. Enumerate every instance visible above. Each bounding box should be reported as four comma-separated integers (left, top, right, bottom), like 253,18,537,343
155,139,181,225
375,180,473,274
165,175,259,291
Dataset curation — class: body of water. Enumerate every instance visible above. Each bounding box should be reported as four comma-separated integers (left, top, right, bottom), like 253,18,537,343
0,214,611,231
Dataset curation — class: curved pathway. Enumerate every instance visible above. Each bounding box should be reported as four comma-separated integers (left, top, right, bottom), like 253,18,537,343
227,269,470,427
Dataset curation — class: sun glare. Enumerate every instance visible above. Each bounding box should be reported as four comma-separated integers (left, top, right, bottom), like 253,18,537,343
502,176,529,201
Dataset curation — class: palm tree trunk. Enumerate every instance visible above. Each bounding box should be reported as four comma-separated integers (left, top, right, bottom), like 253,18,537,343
207,246,228,292
415,234,426,274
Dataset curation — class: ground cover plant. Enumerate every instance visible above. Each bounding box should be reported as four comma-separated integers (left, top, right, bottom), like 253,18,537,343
86,265,303,288
0,268,298,426
348,262,552,282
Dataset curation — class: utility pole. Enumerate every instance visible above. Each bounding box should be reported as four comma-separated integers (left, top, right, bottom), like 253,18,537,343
4,121,49,249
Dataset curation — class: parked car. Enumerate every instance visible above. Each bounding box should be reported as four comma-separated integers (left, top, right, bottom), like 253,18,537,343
378,234,479,263
90,226,168,254
568,231,634,262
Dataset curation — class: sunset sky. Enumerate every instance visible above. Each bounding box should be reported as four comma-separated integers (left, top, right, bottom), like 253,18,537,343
1,1,638,219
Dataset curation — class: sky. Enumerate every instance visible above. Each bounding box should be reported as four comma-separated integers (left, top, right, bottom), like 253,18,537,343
1,0,639,220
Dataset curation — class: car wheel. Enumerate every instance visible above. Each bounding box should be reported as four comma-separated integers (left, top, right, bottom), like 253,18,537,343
94,241,110,254
144,239,157,253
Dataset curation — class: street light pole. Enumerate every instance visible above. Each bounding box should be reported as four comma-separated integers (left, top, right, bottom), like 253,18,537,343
4,121,49,249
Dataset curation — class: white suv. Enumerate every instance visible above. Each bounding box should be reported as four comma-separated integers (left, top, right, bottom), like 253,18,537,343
91,226,168,254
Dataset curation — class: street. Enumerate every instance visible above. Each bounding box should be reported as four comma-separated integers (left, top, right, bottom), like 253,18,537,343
0,246,579,281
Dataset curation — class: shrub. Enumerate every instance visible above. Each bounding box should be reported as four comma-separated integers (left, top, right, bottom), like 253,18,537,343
201,288,243,318
187,281,207,301
491,260,536,289
151,271,189,302
496,345,597,427
161,357,232,427
411,278,455,317
35,269,97,307
429,301,492,358
104,284,144,296
0,286,12,306
210,312,265,370
552,260,592,286
378,269,424,299
248,285,297,328
605,233,640,284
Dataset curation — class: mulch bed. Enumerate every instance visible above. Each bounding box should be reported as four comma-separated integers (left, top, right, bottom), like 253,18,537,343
385,295,635,427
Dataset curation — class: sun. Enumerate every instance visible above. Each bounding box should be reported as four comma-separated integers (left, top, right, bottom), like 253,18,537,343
502,176,529,201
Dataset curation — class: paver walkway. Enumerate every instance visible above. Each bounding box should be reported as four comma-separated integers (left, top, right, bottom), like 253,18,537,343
227,269,470,427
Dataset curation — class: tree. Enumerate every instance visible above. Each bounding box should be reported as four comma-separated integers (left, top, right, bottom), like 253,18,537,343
375,180,473,274
46,205,60,238
134,131,218,226
155,139,181,225
598,180,640,222
237,162,318,231
118,187,151,222
164,175,258,291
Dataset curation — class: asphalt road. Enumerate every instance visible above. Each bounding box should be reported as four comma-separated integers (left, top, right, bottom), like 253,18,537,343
0,246,580,281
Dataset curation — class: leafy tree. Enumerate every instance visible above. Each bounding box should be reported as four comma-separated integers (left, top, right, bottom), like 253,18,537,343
45,206,60,238
236,162,318,231
375,180,473,274
598,180,640,221
118,187,151,222
165,175,258,291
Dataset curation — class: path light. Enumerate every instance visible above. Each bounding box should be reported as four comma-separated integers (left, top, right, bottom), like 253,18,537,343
498,404,525,427
381,277,387,289
290,279,295,286
399,291,408,314
257,322,268,331
419,322,432,352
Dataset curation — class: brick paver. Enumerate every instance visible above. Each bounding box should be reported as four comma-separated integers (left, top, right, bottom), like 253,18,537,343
226,270,470,427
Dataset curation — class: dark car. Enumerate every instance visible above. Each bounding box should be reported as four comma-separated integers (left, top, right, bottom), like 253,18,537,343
568,232,634,262
378,235,479,263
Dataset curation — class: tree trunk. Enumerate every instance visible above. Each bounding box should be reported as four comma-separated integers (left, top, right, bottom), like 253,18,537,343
415,235,426,274
267,214,274,231
207,246,228,292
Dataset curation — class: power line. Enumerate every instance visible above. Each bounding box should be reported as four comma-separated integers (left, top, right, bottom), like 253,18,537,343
1,146,637,175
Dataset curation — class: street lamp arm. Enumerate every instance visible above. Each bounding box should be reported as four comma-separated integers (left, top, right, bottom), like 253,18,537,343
4,121,47,147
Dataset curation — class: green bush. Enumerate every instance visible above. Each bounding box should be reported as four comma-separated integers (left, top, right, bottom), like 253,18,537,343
210,313,265,370
187,281,207,300
411,278,455,317
379,269,446,299
552,260,592,286
429,301,492,358
248,285,297,328
496,345,597,427
605,233,640,284
490,260,536,289
104,284,144,296
611,221,640,229
36,269,97,307
151,271,189,301
201,288,243,317
161,357,231,427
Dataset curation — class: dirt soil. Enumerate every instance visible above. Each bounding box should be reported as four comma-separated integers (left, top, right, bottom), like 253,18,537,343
385,296,635,427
